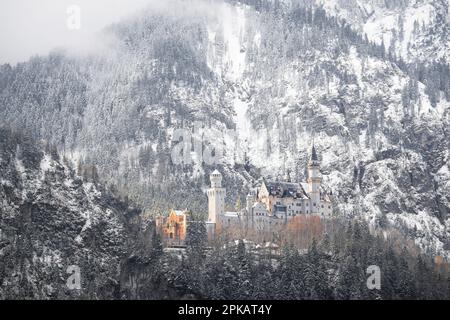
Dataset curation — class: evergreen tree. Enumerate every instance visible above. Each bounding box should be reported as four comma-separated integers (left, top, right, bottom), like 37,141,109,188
304,240,332,299
151,228,164,261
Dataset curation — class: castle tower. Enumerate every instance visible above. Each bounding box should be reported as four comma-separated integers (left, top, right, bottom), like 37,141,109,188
206,170,225,239
284,169,291,182
244,193,255,230
246,193,255,214
307,143,322,213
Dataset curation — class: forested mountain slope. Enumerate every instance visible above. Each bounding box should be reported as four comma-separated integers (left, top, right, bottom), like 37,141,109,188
0,0,448,258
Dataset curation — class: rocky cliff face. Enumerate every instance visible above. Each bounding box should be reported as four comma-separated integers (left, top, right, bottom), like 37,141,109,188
0,128,139,299
0,0,448,258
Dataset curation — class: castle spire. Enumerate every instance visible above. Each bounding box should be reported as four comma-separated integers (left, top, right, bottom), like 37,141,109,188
310,144,318,162
309,138,319,164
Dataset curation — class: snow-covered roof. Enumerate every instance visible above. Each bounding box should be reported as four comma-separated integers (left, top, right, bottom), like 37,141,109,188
224,211,239,217
252,201,266,209
300,182,309,192
173,210,187,216
232,239,255,246
211,169,221,175
264,242,279,248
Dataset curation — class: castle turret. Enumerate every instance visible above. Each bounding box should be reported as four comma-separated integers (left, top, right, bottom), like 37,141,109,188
246,193,255,215
244,193,255,230
206,170,226,239
210,170,223,189
307,144,322,213
284,169,291,182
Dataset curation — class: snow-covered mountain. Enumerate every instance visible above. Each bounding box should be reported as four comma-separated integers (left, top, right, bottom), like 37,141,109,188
0,0,448,258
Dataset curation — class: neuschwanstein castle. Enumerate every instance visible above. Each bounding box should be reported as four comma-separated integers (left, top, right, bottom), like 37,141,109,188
157,145,333,244
205,144,333,239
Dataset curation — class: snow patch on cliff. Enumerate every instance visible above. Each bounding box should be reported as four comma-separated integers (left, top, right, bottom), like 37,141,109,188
206,2,248,81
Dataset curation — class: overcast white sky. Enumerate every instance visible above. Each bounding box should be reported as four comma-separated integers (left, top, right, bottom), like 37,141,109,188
0,0,157,64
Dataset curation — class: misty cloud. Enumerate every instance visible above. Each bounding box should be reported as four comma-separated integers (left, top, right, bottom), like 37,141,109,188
0,0,159,64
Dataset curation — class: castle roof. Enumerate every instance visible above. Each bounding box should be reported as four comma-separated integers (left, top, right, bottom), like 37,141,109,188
264,180,308,199
224,211,239,218
311,144,319,161
300,182,309,194
172,209,187,216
